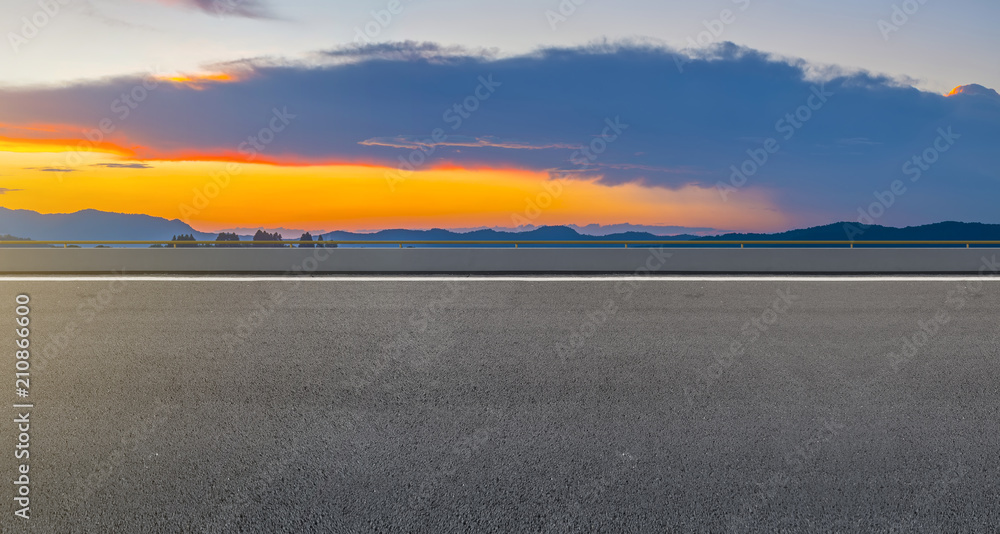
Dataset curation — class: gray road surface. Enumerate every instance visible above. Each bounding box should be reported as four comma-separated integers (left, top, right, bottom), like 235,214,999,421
1,277,998,532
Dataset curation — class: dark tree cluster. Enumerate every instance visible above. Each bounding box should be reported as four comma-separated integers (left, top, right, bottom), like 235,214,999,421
152,230,337,248
297,232,314,247
171,234,198,247
215,232,242,247
253,230,284,247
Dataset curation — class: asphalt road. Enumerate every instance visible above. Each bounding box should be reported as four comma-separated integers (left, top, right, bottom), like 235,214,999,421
1,277,998,532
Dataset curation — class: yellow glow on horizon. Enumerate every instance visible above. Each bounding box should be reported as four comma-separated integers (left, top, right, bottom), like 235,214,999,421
0,151,788,233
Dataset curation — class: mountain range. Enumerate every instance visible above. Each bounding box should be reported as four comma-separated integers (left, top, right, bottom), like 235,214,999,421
3,208,1000,243
0,208,217,241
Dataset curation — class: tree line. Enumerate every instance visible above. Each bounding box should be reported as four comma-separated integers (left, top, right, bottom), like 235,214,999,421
154,231,336,247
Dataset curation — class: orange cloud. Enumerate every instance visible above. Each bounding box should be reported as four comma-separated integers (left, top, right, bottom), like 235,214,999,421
0,121,383,168
0,135,135,157
945,84,1000,98
152,71,247,90
132,150,378,167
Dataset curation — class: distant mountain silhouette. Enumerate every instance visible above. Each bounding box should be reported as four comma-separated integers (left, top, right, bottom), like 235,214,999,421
320,227,699,243
0,208,215,241
443,223,724,236
2,208,999,243
566,223,723,236
322,222,1000,243
217,227,322,239
698,222,1000,242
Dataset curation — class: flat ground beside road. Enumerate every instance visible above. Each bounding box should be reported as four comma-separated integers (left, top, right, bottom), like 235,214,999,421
1,277,998,532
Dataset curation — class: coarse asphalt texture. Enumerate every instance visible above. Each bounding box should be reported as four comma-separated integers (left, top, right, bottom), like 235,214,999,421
1,277,998,532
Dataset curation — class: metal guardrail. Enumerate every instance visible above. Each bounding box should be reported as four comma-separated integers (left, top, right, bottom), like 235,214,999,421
2,240,1000,248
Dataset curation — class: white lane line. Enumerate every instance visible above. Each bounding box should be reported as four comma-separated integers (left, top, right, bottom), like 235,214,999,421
1,276,999,282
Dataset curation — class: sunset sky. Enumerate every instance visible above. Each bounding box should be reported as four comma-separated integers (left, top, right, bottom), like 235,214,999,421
2,0,998,234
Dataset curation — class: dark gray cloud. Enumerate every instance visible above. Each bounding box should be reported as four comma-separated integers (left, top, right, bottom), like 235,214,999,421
92,163,154,169
359,135,581,151
320,42,493,63
24,167,77,173
166,0,274,19
1,41,998,226
0,188,22,194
